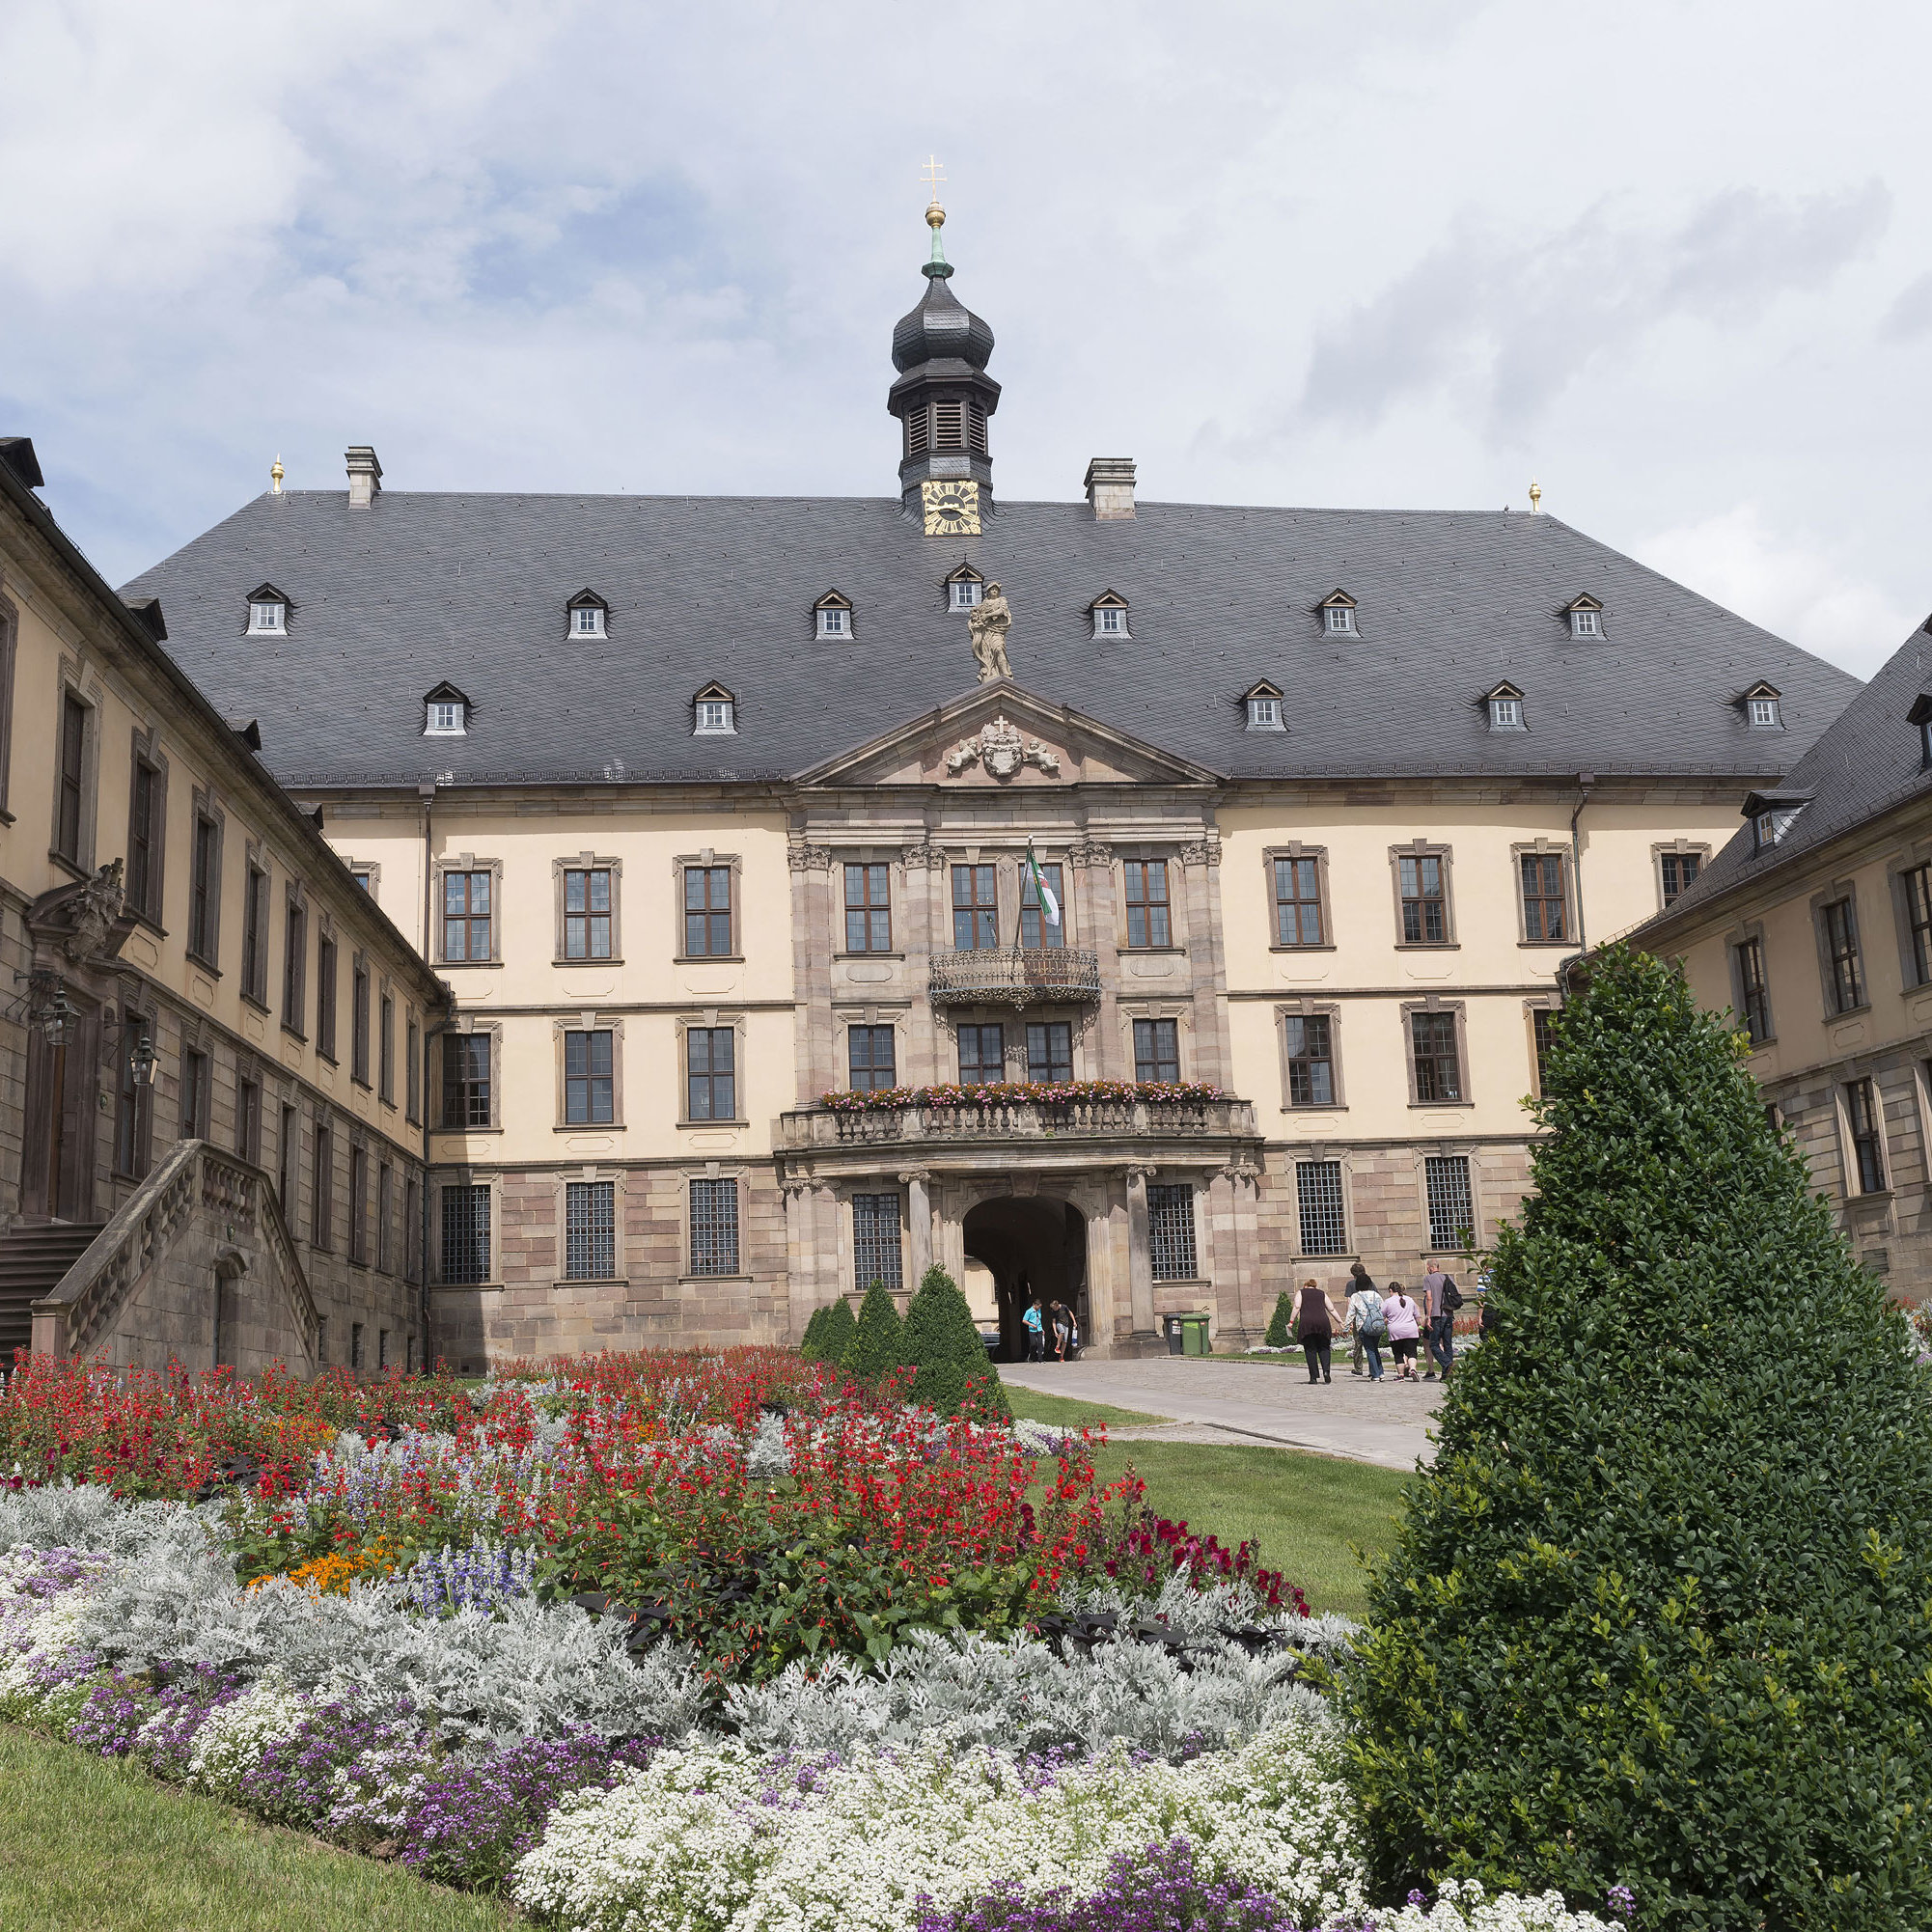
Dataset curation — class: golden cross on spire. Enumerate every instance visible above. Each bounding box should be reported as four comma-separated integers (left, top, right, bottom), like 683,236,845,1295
921,154,946,207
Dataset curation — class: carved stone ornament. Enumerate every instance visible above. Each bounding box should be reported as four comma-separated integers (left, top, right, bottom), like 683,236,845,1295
1179,837,1223,868
1067,840,1113,868
946,716,1062,780
26,860,134,970
901,842,946,870
787,843,834,873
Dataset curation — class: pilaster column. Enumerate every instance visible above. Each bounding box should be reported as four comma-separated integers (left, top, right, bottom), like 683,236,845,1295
899,1168,933,1287
1124,1162,1158,1343
1071,841,1120,1077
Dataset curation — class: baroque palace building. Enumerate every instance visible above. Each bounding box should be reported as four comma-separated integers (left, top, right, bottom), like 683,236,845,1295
106,205,1860,1369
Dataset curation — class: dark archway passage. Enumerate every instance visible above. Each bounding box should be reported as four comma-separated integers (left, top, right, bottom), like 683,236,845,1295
962,1196,1087,1361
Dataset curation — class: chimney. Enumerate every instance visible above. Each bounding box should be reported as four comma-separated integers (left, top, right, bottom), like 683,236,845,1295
1084,456,1135,521
345,445,383,509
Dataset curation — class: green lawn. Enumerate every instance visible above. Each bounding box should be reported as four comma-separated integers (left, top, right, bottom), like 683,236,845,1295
1003,1385,1171,1429
1090,1441,1411,1619
0,1725,516,1932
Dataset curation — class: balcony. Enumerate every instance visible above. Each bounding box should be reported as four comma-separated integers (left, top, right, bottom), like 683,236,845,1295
780,1093,1257,1151
928,947,1101,1007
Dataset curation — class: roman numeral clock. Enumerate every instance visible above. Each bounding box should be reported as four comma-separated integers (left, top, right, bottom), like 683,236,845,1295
921,478,981,538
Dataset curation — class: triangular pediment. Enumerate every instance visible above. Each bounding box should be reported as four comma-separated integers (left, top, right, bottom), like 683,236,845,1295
791,678,1223,788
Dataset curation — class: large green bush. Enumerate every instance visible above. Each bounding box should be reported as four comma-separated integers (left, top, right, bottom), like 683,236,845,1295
843,1281,906,1382
799,1296,856,1367
1262,1290,1294,1348
902,1263,1010,1421
1349,947,1932,1929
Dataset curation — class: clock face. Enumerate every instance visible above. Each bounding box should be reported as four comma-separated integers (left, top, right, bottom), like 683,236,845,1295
922,479,981,537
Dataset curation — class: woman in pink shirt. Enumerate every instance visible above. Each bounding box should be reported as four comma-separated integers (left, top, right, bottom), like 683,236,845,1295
1383,1281,1422,1380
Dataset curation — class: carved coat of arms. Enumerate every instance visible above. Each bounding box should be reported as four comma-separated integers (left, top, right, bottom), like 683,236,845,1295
946,717,1061,779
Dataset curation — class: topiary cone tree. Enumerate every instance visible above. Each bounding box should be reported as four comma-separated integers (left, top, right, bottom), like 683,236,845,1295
902,1262,1009,1421
843,1280,906,1383
1263,1289,1295,1348
1350,946,1932,1930
796,1305,830,1361
812,1295,857,1369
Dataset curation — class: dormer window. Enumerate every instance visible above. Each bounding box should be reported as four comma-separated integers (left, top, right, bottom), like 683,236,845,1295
694,683,736,734
1565,594,1605,639
567,590,608,638
1243,680,1285,731
1319,591,1357,636
1748,697,1780,728
1484,682,1526,730
1909,693,1932,766
245,582,289,635
814,591,854,640
1089,591,1130,639
1745,789,1811,854
1739,681,1783,730
945,565,984,611
423,682,469,736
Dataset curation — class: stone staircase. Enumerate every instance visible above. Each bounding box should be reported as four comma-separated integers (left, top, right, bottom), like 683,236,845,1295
0,1223,105,1374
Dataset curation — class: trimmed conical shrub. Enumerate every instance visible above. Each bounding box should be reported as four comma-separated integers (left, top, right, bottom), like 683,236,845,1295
796,1305,830,1361
809,1296,857,1369
1262,1290,1294,1348
1349,947,1932,1929
902,1263,1008,1420
842,1280,905,1382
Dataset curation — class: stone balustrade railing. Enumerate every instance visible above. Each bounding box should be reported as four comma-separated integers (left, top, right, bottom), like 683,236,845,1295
780,1095,1257,1149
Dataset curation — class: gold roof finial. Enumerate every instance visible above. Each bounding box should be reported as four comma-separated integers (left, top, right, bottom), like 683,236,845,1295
1528,477,1542,514
922,153,946,228
270,455,285,495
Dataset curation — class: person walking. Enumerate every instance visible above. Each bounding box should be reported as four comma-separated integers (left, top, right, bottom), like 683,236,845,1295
1346,1272,1387,1382
1023,1299,1046,1363
1294,1276,1336,1385
1344,1259,1377,1376
1421,1261,1461,1383
1385,1282,1422,1380
1050,1299,1073,1363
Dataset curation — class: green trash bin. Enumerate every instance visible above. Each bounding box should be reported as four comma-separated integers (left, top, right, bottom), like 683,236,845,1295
1179,1312,1212,1356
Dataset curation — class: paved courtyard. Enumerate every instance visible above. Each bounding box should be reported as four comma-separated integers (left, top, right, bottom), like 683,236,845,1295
1001,1352,1452,1470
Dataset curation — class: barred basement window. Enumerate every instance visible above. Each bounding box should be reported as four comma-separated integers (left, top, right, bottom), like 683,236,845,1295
441,1184,490,1284
1295,1160,1347,1256
566,1180,617,1280
1424,1155,1476,1253
1147,1184,1198,1281
853,1191,902,1292
690,1178,739,1277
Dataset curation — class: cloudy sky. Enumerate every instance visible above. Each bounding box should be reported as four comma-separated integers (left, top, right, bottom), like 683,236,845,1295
3,1,1927,676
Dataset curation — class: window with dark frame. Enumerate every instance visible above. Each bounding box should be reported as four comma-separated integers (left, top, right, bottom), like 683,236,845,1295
113,1013,149,1178
1519,853,1567,942
403,1175,420,1281
1398,854,1447,944
379,993,395,1102
844,864,892,952
236,1078,261,1165
1735,937,1772,1044
1660,851,1702,907
1845,1077,1887,1194
852,1191,902,1291
442,870,492,962
1027,1021,1073,1084
1273,856,1324,947
349,1144,368,1265
1147,1184,1198,1280
1283,1013,1335,1106
56,692,86,865
567,1180,620,1280
282,894,306,1034
685,1027,736,1120
278,1105,298,1221
441,1184,490,1284
565,1030,615,1123
241,863,268,1004
1020,863,1065,950
181,1048,208,1140
1295,1159,1347,1256
442,1034,491,1129
1411,1009,1463,1102
127,756,159,920
188,813,219,962
310,1121,332,1250
1122,860,1171,949
316,933,337,1060
563,868,612,959
1905,864,1932,986
682,866,733,956
1133,1017,1180,1084
1425,1154,1476,1251
952,865,998,950
377,1162,393,1273
351,962,371,1083
1532,1007,1559,1093
688,1178,738,1278
0,604,14,815
405,1016,420,1121
847,1025,897,1092
1822,897,1864,1013
351,1322,364,1369
957,1022,1005,1087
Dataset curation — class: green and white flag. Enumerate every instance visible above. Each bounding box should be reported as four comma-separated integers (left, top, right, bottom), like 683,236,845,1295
1024,842,1060,927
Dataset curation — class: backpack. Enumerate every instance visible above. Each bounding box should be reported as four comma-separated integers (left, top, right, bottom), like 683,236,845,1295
1441,1275,1465,1312
1359,1291,1389,1344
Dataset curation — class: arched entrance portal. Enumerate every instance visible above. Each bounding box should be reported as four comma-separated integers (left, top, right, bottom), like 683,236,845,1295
962,1196,1087,1362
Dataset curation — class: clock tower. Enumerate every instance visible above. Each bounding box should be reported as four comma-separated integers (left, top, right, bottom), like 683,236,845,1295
888,195,1001,531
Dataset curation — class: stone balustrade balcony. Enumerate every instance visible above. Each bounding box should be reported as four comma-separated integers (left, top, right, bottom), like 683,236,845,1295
927,947,1102,1007
779,1092,1258,1151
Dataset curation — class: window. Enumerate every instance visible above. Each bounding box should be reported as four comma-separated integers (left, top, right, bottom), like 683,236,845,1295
426,700,465,735
1398,854,1449,945
685,1027,736,1120
1569,607,1602,638
316,933,337,1060
181,1048,208,1140
1489,696,1524,729
1424,1155,1476,1251
0,600,13,815
1519,853,1567,942
565,1030,615,1123
1411,1009,1463,1102
683,866,733,956
378,993,395,1102
241,863,268,1005
563,869,613,958
1122,860,1171,949
1660,851,1702,907
282,894,306,1034
567,1180,619,1279
853,1192,902,1290
572,602,606,637
126,754,161,920
349,1144,368,1264
351,868,373,894
1749,696,1781,728
310,1122,332,1250
442,870,492,962
351,961,371,1083
1296,1160,1347,1256
1904,864,1932,986
688,1179,738,1278
236,1078,260,1164
1246,695,1283,730
949,578,982,610
815,605,849,639
1020,861,1064,949
188,813,220,963
248,598,286,635
695,697,735,733
442,1034,491,1128
1027,1021,1072,1085
1846,1078,1887,1194
351,1322,364,1370
847,1025,897,1092
1273,856,1324,947
1323,602,1356,635
1134,1017,1180,1084
1753,805,1804,852
1532,1007,1559,1093
405,1016,420,1121
952,864,998,950
403,1175,420,1281
441,1185,490,1283
1284,1014,1335,1106
1091,602,1127,637
1147,1184,1198,1280
844,864,892,952
1734,937,1772,1044
1823,897,1864,1013
377,1162,393,1273
277,1106,298,1220
56,692,87,865
957,1023,1005,1087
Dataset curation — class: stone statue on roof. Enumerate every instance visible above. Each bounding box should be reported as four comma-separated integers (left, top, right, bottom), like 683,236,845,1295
968,582,1012,682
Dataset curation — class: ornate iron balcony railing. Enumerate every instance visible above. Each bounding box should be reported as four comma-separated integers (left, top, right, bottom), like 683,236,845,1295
928,947,1101,1007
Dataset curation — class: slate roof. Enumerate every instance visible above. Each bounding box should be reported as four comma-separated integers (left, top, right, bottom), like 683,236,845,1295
119,491,1862,790
1639,619,1932,934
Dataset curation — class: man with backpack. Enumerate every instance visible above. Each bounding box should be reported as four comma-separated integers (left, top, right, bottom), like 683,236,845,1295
1421,1261,1463,1382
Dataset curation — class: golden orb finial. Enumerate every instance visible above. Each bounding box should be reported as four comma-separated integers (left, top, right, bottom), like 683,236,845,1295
270,455,285,495
922,153,946,228
1528,477,1542,514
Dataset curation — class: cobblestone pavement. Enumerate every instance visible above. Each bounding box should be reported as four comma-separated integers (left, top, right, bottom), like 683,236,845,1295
1000,1352,1453,1470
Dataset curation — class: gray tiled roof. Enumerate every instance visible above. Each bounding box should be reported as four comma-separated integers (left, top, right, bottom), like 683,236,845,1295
120,492,1861,789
